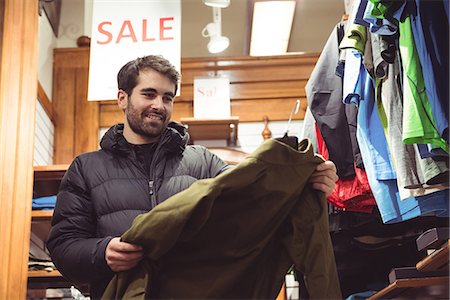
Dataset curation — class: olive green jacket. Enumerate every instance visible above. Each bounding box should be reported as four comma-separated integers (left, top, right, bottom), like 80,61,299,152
103,139,341,299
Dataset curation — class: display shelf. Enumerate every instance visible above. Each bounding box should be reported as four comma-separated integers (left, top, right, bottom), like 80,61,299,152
28,270,62,278
28,165,68,292
416,240,449,271
369,240,450,299
31,210,54,221
368,276,449,299
33,164,68,197
34,164,69,181
180,117,239,146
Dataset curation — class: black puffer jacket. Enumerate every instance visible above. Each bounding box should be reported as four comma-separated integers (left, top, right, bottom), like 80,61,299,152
47,122,229,299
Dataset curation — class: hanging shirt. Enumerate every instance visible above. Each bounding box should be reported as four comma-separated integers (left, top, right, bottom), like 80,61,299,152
306,22,358,179
362,0,398,36
377,43,449,199
356,69,449,224
316,124,376,213
417,144,449,159
398,14,449,153
343,50,396,181
407,0,449,141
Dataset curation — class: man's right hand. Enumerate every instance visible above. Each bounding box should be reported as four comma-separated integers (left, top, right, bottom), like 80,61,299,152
105,237,144,272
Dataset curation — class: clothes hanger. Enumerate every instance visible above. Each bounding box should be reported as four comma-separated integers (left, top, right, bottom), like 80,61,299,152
275,99,300,150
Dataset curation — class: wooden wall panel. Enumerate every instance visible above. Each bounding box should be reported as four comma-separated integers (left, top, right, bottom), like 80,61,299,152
99,101,121,128
52,63,76,163
53,49,319,161
180,56,316,84
231,97,307,122
74,67,99,154
0,0,39,299
172,102,193,122
53,48,99,164
178,80,307,101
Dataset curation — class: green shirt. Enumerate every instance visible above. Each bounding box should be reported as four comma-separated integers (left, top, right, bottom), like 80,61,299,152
399,15,449,153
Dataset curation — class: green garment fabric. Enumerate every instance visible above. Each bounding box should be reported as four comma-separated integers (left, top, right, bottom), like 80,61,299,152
102,139,341,300
398,15,449,153
369,0,391,19
339,23,367,53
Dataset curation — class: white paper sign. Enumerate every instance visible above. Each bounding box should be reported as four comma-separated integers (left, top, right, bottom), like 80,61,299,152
193,77,231,119
88,0,181,101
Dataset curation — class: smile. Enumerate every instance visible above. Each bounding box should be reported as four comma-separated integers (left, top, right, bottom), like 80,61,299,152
145,114,163,120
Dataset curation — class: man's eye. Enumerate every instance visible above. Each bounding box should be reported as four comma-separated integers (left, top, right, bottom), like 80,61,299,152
144,93,157,99
163,96,174,102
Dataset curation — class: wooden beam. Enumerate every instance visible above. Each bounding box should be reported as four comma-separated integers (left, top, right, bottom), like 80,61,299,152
37,81,54,123
0,0,39,299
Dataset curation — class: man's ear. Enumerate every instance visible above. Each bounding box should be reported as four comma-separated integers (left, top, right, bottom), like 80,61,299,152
117,90,128,111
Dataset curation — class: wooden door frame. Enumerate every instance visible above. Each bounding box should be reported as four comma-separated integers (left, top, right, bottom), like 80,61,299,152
0,0,39,299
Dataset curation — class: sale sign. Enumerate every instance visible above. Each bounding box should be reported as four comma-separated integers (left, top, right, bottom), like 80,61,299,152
88,0,181,101
193,76,231,119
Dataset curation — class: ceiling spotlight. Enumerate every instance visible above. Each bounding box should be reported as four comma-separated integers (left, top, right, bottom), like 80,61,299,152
202,6,230,54
208,34,230,54
203,0,230,8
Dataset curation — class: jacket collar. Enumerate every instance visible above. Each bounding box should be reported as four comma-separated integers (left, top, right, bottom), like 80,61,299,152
100,122,189,157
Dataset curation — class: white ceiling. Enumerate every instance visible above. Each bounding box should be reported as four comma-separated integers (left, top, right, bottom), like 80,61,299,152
57,0,345,58
181,0,345,57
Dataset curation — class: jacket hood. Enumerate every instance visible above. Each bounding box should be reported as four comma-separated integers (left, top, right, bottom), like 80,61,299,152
100,122,189,156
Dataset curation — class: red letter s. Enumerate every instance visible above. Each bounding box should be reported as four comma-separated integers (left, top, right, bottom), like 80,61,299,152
97,21,113,45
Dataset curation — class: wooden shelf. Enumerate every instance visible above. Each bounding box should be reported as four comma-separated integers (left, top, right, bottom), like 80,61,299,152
180,117,239,146
28,270,62,278
28,167,64,290
369,240,450,299
368,277,449,299
34,164,69,181
31,210,54,221
416,240,450,272
33,164,68,197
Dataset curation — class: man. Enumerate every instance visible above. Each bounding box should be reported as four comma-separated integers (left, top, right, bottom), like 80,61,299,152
47,55,338,299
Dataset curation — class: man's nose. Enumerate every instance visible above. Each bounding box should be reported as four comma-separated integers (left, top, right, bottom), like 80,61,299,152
152,95,164,110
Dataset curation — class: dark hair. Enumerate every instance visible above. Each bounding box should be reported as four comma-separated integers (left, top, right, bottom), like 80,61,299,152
117,55,180,95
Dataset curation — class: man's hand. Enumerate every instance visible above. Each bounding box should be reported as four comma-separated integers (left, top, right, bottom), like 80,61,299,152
309,160,338,197
106,237,144,272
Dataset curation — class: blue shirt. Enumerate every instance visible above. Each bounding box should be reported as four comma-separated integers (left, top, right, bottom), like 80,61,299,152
355,69,448,223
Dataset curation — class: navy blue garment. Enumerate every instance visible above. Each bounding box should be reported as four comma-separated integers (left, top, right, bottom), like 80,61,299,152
445,0,449,25
408,0,449,141
354,0,370,27
417,144,449,159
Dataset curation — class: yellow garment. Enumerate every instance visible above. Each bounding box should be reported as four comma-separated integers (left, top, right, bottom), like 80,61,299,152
103,139,342,299
339,23,367,53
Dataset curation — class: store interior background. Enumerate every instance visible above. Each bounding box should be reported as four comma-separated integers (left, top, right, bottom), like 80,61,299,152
35,0,345,166
15,0,448,298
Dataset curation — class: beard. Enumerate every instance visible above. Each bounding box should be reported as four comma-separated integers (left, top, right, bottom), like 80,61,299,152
125,97,169,139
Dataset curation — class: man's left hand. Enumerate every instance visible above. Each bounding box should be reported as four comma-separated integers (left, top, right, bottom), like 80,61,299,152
309,160,338,197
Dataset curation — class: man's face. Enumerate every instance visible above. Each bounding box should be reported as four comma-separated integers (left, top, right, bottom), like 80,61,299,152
119,69,175,143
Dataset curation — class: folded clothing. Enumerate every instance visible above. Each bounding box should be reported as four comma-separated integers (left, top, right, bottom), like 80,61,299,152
32,195,57,210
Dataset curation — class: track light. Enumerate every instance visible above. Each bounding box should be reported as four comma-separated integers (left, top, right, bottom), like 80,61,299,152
203,0,230,8
208,34,230,53
201,6,230,54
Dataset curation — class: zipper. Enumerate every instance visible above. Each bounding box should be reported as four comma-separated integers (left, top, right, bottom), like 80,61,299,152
149,180,157,208
148,132,167,208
